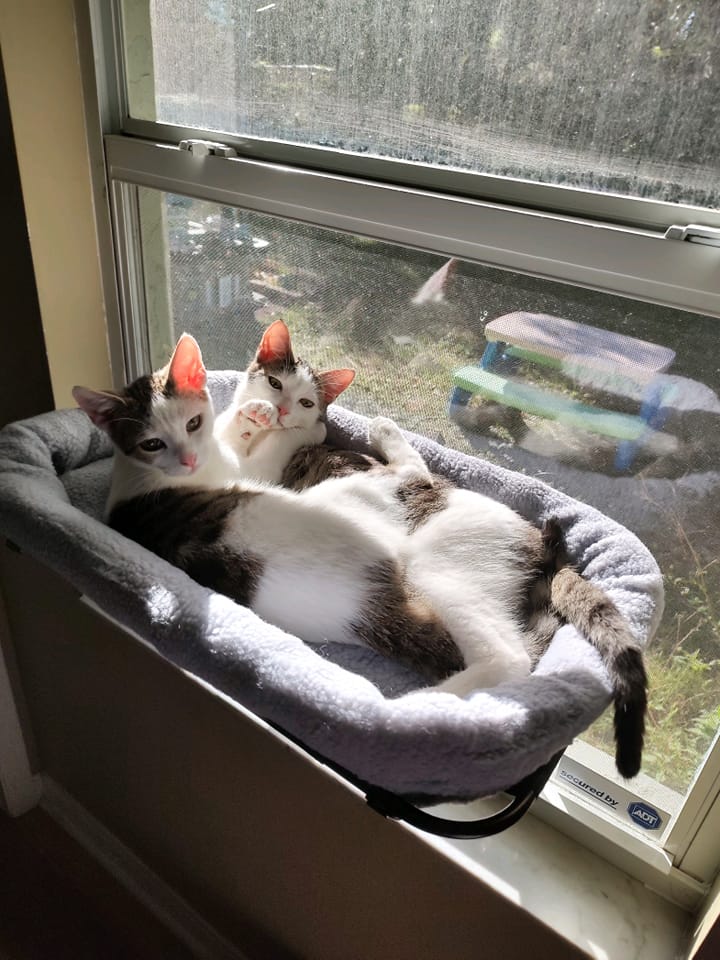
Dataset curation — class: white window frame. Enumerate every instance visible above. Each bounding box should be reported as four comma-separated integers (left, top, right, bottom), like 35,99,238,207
84,0,720,911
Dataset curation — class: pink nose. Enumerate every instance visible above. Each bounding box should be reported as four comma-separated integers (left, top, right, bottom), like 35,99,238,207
278,406,289,418
180,452,197,469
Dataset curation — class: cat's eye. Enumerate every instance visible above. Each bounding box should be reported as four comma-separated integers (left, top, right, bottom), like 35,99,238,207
299,399,315,408
186,414,202,433
267,376,283,391
138,437,166,452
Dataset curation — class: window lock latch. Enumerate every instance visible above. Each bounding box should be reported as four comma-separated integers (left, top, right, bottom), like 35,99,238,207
179,139,238,159
664,224,720,247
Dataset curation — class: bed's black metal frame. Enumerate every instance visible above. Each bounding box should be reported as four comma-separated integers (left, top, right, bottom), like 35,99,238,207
271,721,563,839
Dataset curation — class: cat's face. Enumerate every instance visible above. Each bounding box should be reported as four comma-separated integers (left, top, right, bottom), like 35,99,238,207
73,334,215,478
118,386,214,477
246,359,326,430
243,319,354,427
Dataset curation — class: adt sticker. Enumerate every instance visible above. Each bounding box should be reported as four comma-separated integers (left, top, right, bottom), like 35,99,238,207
628,802,663,830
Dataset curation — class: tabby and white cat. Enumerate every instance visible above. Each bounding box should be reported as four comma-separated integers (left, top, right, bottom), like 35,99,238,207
73,334,647,777
214,319,355,484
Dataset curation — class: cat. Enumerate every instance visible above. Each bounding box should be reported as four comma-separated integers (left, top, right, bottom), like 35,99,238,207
72,335,240,515
73,334,647,778
214,319,355,484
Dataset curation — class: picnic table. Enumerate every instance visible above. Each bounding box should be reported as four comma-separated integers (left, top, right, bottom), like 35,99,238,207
450,312,676,471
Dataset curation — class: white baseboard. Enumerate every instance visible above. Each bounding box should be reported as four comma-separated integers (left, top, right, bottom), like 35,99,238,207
40,776,250,960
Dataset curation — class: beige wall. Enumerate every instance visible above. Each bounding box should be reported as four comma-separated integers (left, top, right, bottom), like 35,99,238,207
0,0,111,408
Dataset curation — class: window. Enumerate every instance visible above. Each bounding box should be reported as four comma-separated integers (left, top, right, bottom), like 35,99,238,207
93,0,720,907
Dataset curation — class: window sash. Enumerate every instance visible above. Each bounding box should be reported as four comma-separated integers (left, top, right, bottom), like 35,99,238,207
106,135,720,329
88,0,720,901
109,0,720,236
121,116,720,237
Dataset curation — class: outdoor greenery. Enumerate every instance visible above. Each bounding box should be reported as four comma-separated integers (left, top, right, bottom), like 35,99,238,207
149,0,720,207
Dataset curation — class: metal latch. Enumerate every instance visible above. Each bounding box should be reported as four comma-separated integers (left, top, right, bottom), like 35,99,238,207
179,139,237,158
664,224,720,247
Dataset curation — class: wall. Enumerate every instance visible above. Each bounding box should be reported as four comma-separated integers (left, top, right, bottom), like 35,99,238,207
0,0,111,408
0,52,53,427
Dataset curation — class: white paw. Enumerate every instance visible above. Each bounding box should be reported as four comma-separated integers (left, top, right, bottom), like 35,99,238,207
432,654,531,697
238,399,279,429
368,416,403,455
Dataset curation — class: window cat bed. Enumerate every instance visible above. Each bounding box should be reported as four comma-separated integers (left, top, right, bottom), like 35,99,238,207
0,373,664,835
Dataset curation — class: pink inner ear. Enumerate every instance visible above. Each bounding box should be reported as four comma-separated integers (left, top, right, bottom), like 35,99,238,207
169,334,206,393
318,368,355,404
256,320,293,365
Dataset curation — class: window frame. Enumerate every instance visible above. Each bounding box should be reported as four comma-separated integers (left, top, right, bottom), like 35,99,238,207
86,0,720,909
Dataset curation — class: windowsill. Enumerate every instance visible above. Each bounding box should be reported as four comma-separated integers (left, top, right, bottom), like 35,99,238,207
418,798,692,960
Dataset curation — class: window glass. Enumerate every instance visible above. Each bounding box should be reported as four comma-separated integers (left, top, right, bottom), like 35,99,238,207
125,0,720,208
138,186,720,799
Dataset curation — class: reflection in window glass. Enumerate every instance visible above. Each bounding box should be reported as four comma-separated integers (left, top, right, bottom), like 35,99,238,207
139,187,720,797
127,0,720,208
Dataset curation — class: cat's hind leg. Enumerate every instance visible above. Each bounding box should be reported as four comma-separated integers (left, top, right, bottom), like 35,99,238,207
368,416,432,484
405,536,533,696
432,645,531,697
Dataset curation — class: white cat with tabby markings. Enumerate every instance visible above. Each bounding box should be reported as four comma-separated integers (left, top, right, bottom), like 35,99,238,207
72,335,239,513
215,319,355,484
74,333,648,778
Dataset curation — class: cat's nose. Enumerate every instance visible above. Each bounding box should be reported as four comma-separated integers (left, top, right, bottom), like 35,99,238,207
180,452,197,469
278,406,289,418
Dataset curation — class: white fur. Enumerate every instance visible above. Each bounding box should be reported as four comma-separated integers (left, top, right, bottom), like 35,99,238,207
215,367,326,484
404,488,533,693
108,397,537,696
229,485,404,644
366,418,534,691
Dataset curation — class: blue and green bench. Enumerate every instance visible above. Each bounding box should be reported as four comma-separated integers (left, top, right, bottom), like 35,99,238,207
450,312,676,471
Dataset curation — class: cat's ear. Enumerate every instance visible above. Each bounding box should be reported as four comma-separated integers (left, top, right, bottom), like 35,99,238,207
256,319,294,365
317,368,355,404
168,333,207,393
72,386,123,431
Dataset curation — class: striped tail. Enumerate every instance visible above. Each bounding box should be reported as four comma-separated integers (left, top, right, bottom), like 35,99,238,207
550,565,648,779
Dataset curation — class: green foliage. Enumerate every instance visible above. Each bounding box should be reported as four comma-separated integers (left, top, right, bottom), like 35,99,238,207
585,646,720,793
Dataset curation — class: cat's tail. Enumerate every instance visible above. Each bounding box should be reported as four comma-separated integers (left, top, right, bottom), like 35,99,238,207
549,562,647,779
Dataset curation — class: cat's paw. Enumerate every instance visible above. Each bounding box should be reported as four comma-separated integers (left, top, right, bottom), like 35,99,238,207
431,654,532,697
368,416,404,456
238,399,279,429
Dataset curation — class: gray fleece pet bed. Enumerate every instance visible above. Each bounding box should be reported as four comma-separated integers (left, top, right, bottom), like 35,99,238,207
0,372,664,802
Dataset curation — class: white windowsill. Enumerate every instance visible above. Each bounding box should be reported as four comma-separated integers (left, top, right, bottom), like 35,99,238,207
419,799,692,960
